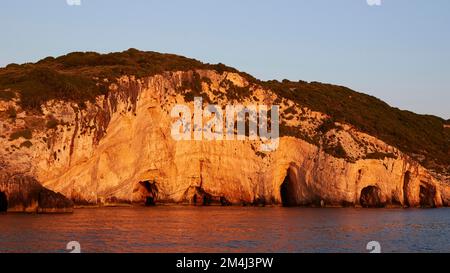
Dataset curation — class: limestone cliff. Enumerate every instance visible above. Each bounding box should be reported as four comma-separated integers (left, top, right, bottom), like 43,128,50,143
0,50,449,211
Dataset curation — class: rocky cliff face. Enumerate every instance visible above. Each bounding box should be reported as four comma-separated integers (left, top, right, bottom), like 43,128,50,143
0,171,73,213
1,67,449,211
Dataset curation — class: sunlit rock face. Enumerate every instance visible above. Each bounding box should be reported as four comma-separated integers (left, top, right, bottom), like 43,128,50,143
0,70,449,209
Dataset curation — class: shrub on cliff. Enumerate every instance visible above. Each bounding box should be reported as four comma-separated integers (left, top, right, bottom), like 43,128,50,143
6,106,16,119
46,118,59,129
0,49,243,112
20,141,33,148
0,67,106,112
0,90,15,101
9,129,32,141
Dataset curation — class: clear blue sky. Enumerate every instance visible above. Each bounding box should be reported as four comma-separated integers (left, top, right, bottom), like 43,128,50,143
1,0,449,118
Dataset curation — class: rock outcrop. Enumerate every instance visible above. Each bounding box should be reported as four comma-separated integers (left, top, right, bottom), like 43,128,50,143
0,51,449,211
0,172,73,213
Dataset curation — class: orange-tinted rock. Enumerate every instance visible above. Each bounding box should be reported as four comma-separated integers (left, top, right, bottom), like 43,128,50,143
0,71,448,209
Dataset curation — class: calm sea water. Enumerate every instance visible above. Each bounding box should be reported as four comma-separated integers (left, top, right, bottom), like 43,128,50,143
0,207,449,253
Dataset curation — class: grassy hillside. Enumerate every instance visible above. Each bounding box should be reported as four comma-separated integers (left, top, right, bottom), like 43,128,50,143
0,49,448,172
262,80,450,172
0,48,247,111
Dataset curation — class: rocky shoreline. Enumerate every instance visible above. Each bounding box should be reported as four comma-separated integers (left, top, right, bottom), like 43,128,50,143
1,173,447,214
0,173,73,213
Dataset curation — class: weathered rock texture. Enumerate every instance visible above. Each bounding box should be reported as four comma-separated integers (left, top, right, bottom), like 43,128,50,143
0,70,449,210
0,172,73,213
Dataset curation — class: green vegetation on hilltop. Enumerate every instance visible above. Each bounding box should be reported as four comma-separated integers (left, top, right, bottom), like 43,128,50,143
0,67,105,110
0,49,448,172
0,48,247,112
262,80,450,172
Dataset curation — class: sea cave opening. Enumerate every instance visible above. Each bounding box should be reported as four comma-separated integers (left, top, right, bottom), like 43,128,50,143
139,180,158,206
419,184,436,208
0,191,7,212
145,196,155,206
360,186,384,208
280,171,296,207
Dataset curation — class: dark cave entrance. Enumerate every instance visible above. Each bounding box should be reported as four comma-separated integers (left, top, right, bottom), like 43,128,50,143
0,191,7,212
145,196,155,206
419,184,436,208
360,186,384,208
139,180,158,206
280,171,296,207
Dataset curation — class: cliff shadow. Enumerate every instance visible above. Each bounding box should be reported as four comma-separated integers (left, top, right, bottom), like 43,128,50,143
403,171,411,207
0,191,7,212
